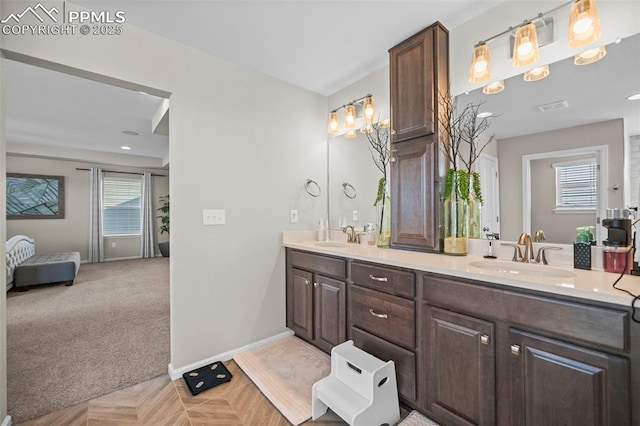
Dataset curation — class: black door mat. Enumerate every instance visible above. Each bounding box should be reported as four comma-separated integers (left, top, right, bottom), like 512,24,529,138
182,361,233,395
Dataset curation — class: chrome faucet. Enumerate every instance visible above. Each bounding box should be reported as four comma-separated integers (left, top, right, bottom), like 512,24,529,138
518,232,535,263
342,226,357,243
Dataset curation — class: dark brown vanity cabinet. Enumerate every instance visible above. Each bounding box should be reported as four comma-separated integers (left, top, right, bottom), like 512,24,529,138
349,261,419,404
423,273,634,426
389,22,449,253
286,250,347,353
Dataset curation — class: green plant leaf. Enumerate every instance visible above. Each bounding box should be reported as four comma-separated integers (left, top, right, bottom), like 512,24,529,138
472,171,483,204
443,168,454,200
374,177,386,206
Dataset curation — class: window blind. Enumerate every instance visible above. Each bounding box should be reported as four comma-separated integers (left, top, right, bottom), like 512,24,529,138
554,160,597,208
103,177,142,235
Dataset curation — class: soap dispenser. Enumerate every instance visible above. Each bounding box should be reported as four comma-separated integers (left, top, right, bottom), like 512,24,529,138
317,218,325,242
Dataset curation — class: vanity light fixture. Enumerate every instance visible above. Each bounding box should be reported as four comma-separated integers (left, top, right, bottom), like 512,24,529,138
574,45,606,65
512,22,540,67
468,43,491,83
482,80,505,94
327,94,376,136
568,0,602,48
524,64,550,82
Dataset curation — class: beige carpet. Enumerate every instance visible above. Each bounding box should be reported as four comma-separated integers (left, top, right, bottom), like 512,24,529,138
399,410,441,426
233,335,331,425
6,257,170,423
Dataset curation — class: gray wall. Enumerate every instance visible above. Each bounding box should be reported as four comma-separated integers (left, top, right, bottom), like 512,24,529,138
498,119,624,241
0,27,8,420
6,155,169,261
530,155,597,244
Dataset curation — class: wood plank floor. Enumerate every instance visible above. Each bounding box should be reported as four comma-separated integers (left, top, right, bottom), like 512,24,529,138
19,360,408,425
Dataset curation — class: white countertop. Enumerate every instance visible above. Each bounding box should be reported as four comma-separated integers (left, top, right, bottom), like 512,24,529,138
283,231,640,308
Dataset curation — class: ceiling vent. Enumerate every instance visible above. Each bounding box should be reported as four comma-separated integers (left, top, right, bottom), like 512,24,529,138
536,100,569,112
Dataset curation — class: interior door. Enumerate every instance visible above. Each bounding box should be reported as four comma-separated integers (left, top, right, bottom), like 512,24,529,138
478,154,500,238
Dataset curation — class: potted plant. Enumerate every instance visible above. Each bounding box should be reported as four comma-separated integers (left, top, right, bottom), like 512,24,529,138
157,194,170,257
363,120,391,247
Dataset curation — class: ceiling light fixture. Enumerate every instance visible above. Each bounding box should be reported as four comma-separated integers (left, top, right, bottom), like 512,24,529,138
327,94,376,137
568,0,602,48
477,112,493,118
120,146,132,150
626,93,640,101
482,80,505,95
574,45,606,65
524,65,550,81
121,130,139,136
467,0,603,83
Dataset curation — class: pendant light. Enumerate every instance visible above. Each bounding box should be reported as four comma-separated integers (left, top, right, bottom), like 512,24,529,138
524,64,550,81
568,0,602,48
362,96,375,124
327,111,339,135
468,43,490,83
512,22,539,67
344,104,356,129
574,45,606,65
482,80,505,94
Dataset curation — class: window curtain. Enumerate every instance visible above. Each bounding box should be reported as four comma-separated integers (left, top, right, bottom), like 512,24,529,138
140,172,155,258
88,168,104,263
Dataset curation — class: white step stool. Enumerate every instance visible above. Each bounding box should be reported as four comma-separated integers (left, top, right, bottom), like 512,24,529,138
312,340,400,426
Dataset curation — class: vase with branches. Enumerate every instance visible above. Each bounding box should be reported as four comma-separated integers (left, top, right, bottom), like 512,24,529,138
437,92,494,254
363,120,391,248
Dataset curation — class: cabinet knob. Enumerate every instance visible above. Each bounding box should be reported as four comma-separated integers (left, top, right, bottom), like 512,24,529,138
369,308,388,319
480,335,490,345
314,282,319,288
368,274,388,282
304,279,310,285
511,344,521,356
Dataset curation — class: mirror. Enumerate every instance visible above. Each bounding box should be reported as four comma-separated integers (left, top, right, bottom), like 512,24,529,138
460,33,640,244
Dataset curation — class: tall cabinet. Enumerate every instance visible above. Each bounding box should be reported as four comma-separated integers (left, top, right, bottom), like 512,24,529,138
389,22,449,252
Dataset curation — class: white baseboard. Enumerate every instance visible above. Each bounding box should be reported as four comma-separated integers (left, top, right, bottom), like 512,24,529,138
167,329,294,380
2,415,12,426
105,256,143,262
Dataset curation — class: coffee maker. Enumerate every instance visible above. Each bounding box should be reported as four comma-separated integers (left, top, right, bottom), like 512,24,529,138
602,209,633,274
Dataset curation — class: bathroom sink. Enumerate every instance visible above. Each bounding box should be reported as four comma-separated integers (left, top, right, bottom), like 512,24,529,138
315,241,350,248
469,260,577,278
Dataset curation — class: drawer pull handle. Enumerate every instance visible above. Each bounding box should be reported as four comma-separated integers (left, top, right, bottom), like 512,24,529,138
480,335,490,345
511,344,521,356
369,274,388,282
369,309,388,319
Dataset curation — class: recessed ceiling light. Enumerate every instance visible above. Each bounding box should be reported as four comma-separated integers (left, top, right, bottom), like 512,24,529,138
121,130,139,136
477,111,493,118
121,146,132,150
627,93,640,101
138,91,149,95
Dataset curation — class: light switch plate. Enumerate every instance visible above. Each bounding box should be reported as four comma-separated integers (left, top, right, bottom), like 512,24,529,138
290,209,298,223
352,210,359,221
203,209,225,225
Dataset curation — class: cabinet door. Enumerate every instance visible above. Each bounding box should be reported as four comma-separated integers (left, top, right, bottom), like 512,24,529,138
509,329,630,426
389,28,435,142
313,275,346,353
391,136,440,252
287,268,313,342
425,306,496,425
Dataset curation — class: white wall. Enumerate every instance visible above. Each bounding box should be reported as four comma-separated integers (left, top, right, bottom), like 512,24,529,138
1,0,327,374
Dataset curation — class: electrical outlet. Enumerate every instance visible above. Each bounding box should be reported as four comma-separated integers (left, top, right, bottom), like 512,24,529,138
352,210,359,221
290,209,298,223
111,242,116,248
203,209,225,225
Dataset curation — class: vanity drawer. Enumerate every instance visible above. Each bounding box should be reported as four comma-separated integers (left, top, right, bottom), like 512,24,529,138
288,250,346,279
423,274,630,352
350,285,415,350
351,326,417,403
351,262,415,298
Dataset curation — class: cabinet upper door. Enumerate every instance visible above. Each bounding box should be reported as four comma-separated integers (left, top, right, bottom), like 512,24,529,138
287,268,313,342
509,329,630,426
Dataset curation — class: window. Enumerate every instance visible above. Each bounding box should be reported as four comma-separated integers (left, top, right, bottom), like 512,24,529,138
554,159,597,212
103,177,142,235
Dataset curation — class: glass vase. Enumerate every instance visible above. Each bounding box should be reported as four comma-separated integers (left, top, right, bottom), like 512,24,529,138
443,173,469,255
468,191,482,239
376,186,391,248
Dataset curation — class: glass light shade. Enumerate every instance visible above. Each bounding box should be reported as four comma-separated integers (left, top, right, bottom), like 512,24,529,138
345,130,357,139
360,124,373,134
512,23,539,67
344,104,356,129
468,44,491,83
568,0,602,48
362,96,375,123
482,80,505,94
327,111,339,135
574,45,606,65
524,65,550,82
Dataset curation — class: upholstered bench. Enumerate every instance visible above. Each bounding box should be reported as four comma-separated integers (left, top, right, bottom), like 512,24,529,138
6,235,80,291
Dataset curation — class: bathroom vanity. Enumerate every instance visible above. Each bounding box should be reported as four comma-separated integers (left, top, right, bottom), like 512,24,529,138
284,234,640,426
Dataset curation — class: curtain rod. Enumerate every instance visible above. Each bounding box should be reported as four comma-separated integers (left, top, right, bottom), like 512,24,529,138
75,168,167,177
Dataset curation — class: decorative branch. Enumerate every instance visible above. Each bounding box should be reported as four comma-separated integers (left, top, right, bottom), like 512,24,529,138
363,119,390,179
